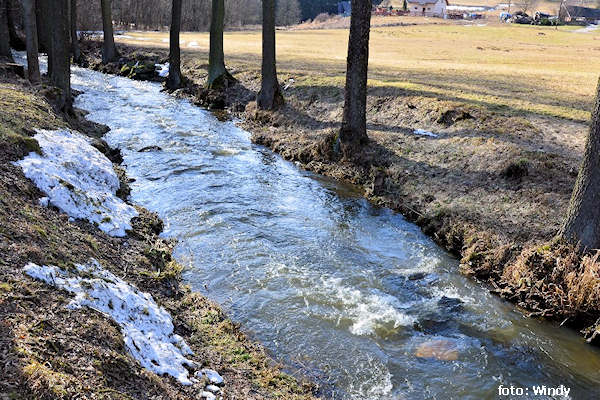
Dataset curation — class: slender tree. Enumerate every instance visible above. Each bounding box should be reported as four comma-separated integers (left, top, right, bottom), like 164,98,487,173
35,0,49,53
559,79,600,250
0,0,13,61
22,0,40,83
257,0,283,109
7,0,25,50
207,0,234,88
338,0,372,155
166,0,183,89
70,0,83,64
101,0,119,63
49,0,72,112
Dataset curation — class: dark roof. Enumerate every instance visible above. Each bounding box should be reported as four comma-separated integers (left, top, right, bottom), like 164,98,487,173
565,5,600,19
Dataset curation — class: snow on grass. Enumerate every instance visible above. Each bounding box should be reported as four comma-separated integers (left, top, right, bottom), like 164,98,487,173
414,129,438,138
13,129,138,237
574,25,599,34
24,259,196,385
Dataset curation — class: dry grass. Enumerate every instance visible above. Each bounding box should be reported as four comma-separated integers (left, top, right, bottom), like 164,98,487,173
566,253,600,312
117,20,600,121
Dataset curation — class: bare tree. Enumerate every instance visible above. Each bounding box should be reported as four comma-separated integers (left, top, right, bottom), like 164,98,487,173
49,0,72,112
101,0,119,63
276,0,301,26
257,0,283,109
559,79,600,250
516,0,538,14
338,0,372,155
22,0,40,83
35,0,49,53
207,0,234,88
167,0,183,90
7,0,25,50
0,0,13,61
70,0,83,64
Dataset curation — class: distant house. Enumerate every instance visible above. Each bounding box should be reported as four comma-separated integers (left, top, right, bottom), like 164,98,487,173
560,5,600,24
407,0,448,18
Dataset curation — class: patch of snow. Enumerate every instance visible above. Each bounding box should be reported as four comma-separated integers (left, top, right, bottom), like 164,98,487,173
156,62,170,78
413,129,438,138
38,197,49,207
574,25,599,34
13,129,138,237
201,392,216,400
447,5,487,11
23,259,196,385
206,384,221,393
188,41,199,48
196,369,224,385
162,38,169,43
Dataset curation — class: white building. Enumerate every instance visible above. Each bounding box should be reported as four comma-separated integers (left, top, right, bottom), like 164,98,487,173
407,0,448,18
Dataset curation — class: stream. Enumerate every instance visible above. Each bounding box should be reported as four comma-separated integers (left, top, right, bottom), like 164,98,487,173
35,59,600,399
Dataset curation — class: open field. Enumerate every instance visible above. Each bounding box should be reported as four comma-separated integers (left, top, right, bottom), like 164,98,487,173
117,20,599,121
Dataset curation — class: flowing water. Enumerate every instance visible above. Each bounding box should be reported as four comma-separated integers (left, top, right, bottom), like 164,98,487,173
31,58,600,398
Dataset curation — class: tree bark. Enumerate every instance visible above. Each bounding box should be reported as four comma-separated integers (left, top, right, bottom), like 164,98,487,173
0,0,13,61
22,0,40,83
207,0,234,88
338,0,372,155
49,0,72,112
166,0,182,90
7,0,25,50
70,0,82,64
257,0,283,110
35,0,49,53
101,0,119,64
559,79,600,250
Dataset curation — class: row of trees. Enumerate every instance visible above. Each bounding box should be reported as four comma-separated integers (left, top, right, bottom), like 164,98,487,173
78,0,300,31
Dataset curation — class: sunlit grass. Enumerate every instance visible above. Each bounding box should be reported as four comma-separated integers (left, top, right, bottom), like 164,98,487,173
118,19,600,121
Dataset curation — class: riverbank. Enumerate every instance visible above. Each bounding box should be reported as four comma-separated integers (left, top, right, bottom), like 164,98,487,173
0,73,317,398
80,36,600,344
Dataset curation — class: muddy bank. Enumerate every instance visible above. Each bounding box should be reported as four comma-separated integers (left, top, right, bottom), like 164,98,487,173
0,72,317,399
77,40,600,342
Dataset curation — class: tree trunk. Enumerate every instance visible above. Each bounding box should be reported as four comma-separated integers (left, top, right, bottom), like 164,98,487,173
207,0,233,89
70,0,82,64
49,0,72,112
559,79,600,250
338,0,372,155
7,0,25,50
22,0,40,83
257,0,283,110
101,0,119,64
0,0,13,61
35,1,50,53
166,0,182,90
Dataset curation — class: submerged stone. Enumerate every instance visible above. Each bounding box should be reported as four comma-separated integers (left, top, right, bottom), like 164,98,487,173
415,339,459,361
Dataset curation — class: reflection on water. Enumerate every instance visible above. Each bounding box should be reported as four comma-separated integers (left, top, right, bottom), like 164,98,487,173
66,62,600,399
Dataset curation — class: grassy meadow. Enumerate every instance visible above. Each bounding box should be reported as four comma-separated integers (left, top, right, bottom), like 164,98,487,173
118,19,600,122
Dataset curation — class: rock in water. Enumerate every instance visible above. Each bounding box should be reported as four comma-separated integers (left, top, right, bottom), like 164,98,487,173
415,339,459,361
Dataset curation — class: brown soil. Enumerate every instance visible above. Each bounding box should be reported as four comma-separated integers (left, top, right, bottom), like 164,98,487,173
0,70,317,398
